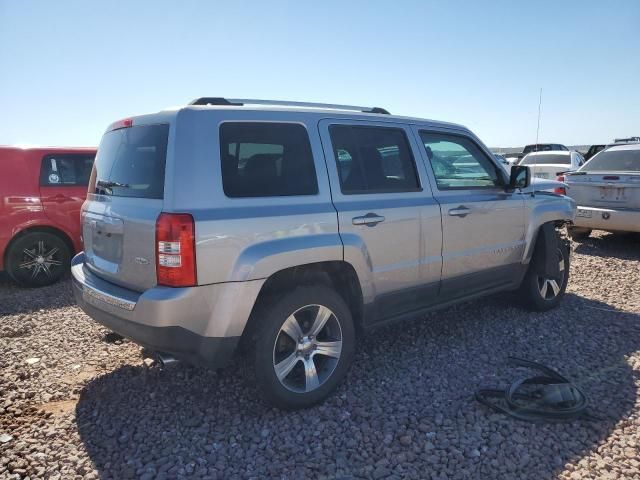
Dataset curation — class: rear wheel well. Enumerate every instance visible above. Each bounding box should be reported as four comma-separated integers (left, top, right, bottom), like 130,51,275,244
241,262,364,347
5,226,75,264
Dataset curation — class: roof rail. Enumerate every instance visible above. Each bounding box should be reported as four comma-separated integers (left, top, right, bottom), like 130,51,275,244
188,97,390,114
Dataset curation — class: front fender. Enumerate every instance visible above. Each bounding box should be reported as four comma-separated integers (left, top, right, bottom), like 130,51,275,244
523,194,576,262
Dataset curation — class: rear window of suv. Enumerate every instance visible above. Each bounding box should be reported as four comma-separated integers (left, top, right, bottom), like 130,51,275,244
220,122,318,197
90,124,169,199
522,144,565,154
520,154,571,165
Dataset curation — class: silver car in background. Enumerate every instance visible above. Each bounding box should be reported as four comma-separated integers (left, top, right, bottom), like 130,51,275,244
564,143,640,239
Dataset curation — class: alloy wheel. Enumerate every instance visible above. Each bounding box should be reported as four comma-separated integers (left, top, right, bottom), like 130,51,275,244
18,240,63,280
537,248,566,300
272,304,343,393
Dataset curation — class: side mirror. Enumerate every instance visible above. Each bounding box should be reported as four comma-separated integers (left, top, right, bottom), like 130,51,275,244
508,165,530,191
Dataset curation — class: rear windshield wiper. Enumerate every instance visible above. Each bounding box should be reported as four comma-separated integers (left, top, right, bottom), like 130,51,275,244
97,180,130,189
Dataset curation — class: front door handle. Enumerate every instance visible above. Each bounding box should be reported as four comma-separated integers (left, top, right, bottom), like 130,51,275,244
352,213,386,227
448,206,471,217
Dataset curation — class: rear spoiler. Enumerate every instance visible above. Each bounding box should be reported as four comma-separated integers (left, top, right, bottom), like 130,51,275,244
556,170,587,177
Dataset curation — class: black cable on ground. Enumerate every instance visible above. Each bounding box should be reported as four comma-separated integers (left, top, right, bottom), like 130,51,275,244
475,357,600,422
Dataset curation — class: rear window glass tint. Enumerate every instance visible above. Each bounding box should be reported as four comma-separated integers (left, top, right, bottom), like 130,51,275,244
40,155,95,186
329,125,420,194
523,144,558,154
91,124,169,199
521,154,571,165
583,149,640,171
220,122,318,197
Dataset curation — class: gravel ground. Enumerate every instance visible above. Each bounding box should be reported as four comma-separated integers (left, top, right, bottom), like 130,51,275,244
1,231,639,480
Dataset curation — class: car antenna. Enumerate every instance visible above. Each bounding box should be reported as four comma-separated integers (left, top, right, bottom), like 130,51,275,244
531,87,542,191
535,88,542,152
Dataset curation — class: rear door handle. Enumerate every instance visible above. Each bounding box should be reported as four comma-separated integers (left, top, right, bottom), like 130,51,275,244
50,194,70,203
448,206,471,217
352,213,385,227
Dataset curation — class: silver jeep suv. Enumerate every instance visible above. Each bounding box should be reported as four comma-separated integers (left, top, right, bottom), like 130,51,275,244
72,98,575,409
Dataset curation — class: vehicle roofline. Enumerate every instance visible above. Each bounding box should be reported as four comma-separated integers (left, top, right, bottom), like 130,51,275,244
123,105,470,132
604,144,640,150
0,145,96,151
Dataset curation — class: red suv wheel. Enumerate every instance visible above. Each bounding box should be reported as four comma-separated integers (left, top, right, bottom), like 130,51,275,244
6,232,71,287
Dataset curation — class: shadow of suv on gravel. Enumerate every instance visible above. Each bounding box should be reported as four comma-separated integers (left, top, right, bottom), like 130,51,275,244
71,98,576,409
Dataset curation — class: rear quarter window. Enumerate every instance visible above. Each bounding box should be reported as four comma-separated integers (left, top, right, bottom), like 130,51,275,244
219,122,318,197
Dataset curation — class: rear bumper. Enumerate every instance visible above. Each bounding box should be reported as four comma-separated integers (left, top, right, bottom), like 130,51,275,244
71,253,264,367
573,205,640,233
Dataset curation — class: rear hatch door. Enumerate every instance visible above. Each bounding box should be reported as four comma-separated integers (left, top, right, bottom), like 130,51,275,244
82,122,169,291
567,173,640,209
528,164,569,180
567,148,640,210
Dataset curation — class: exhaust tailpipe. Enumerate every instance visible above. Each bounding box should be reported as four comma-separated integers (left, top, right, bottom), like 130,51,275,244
156,352,179,367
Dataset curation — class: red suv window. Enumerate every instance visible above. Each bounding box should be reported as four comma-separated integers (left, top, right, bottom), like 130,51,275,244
40,154,94,186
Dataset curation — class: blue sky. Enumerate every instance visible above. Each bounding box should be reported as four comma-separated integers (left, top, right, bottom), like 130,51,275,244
1,0,638,148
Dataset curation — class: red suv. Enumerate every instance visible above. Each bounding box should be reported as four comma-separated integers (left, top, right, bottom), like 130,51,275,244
0,146,96,287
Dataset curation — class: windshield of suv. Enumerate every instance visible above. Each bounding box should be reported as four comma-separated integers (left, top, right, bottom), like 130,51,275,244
523,145,548,155
581,149,640,172
521,154,571,165
89,124,169,198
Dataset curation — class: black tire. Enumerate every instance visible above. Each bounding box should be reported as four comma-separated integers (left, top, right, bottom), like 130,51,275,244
518,231,570,311
253,286,356,410
567,226,591,241
5,232,71,287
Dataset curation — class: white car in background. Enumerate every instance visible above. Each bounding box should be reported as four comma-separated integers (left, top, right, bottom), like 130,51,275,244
519,151,585,180
503,153,521,166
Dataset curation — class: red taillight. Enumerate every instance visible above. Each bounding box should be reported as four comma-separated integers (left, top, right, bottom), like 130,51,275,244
108,118,133,131
554,175,566,195
156,213,197,287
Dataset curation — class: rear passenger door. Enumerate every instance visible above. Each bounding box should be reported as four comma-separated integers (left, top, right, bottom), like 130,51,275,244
319,120,442,323
414,128,525,298
39,154,95,236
